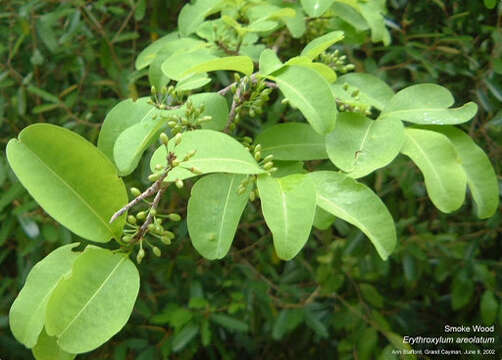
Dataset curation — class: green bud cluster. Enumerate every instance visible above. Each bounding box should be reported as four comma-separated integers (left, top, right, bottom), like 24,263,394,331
337,82,372,115
148,85,186,110
167,100,211,135
319,50,355,74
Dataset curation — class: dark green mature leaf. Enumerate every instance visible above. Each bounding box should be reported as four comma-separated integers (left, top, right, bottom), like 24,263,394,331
9,244,80,348
380,84,478,125
32,329,75,360
325,113,404,178
480,290,498,325
300,31,344,59
256,122,328,161
269,65,337,134
98,97,159,161
7,124,128,243
150,130,265,181
188,174,250,259
172,323,199,352
257,173,316,260
210,314,249,332
400,128,467,213
272,309,304,340
45,247,140,354
423,126,499,218
308,171,396,260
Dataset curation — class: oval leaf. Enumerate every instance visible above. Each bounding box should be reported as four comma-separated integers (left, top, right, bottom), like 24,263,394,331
161,48,217,81
178,0,223,36
150,130,265,181
325,112,404,178
188,174,250,260
32,329,75,360
183,56,254,77
335,73,394,111
256,122,328,161
380,84,478,125
45,247,140,354
269,65,337,135
300,30,344,59
422,126,499,218
300,0,335,17
6,124,128,242
259,49,283,75
400,128,467,213
257,173,316,260
308,171,397,260
9,244,81,348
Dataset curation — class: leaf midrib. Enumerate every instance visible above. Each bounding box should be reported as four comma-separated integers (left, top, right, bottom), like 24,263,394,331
215,175,235,257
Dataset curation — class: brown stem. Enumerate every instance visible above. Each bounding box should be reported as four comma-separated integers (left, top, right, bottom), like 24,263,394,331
134,184,169,241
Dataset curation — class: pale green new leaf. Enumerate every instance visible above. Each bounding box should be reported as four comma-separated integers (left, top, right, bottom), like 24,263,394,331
175,73,212,91
285,6,306,38
150,130,265,182
188,174,250,259
32,329,75,360
161,48,217,81
400,128,467,213
308,171,396,260
313,207,335,230
380,84,478,125
256,122,328,160
286,57,337,83
257,174,316,260
135,32,179,70
189,92,229,131
300,31,344,59
259,49,283,75
269,65,337,134
98,97,159,161
178,0,223,36
325,113,404,178
301,0,335,17
422,126,499,218
335,73,394,110
183,56,254,77
7,124,128,242
45,247,140,354
358,1,391,45
9,244,81,348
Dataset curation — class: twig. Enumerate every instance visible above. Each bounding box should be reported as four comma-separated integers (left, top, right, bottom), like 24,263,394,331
135,184,169,240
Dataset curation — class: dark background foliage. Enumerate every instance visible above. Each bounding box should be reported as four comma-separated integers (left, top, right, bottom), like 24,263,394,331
1,0,501,359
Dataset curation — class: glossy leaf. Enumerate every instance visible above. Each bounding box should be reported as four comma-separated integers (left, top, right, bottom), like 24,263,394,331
313,207,335,230
423,126,499,218
255,122,328,160
9,244,81,348
269,65,337,135
325,112,404,178
335,73,394,110
358,1,391,45
380,84,478,125
178,0,223,36
188,174,250,259
300,0,335,17
259,49,283,75
32,329,75,360
286,57,337,83
98,97,159,162
175,73,212,91
308,171,396,260
134,32,179,69
150,130,265,181
257,173,316,260
300,31,344,59
285,6,306,38
183,56,254,77
401,128,467,213
161,48,217,81
6,124,127,243
45,246,140,354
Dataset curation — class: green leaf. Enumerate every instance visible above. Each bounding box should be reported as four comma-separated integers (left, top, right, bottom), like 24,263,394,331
201,319,211,346
175,73,211,92
300,0,335,17
9,244,81,348
187,174,250,260
358,1,391,45
308,171,396,260
400,128,467,213
480,290,499,325
380,84,478,125
359,284,384,308
183,56,254,77
300,31,344,59
272,309,304,340
45,246,140,354
7,124,128,243
178,0,223,36
161,48,217,81
313,207,335,230
150,130,265,181
134,32,179,70
325,113,404,178
32,329,75,360
148,49,171,90
172,323,199,352
304,308,328,338
98,97,158,161
257,173,316,260
210,314,249,332
255,122,328,161
285,6,306,38
113,107,183,176
269,65,337,135
259,49,283,75
423,126,499,218
27,85,60,103
335,73,394,111
286,57,337,83
189,93,229,131
451,271,474,310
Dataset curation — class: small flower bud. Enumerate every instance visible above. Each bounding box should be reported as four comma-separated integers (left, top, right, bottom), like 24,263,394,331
122,235,132,242
127,215,137,224
130,187,141,197
237,185,247,195
172,159,180,167
189,167,203,175
151,86,156,95
175,179,184,189
263,162,274,170
149,173,161,182
160,235,171,245
254,144,262,153
168,213,181,221
150,209,157,216
164,230,175,239
184,150,197,161
263,154,274,162
254,152,261,161
161,86,167,95
168,120,177,128
174,133,182,145
249,190,256,201
160,132,169,145
137,211,146,220
148,223,156,231
153,246,161,257
136,248,145,264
